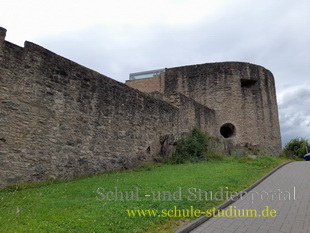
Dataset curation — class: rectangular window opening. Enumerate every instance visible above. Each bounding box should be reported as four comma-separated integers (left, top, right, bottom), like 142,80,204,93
240,79,257,88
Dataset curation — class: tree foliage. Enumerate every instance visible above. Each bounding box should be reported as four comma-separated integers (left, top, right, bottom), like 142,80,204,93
283,137,310,159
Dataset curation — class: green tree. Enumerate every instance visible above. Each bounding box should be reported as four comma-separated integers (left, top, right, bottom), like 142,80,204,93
283,137,310,159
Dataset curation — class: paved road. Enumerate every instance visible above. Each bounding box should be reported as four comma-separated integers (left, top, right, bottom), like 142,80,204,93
191,162,310,233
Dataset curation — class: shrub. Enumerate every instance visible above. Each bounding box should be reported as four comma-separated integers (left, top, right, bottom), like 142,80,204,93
168,128,224,164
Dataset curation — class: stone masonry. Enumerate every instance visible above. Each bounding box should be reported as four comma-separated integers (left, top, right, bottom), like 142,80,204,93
0,27,216,188
126,63,282,156
0,26,281,188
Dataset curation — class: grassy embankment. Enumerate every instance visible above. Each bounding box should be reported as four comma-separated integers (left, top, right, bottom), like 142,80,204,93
0,155,288,233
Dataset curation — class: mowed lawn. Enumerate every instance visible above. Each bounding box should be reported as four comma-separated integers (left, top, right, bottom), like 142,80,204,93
0,156,285,233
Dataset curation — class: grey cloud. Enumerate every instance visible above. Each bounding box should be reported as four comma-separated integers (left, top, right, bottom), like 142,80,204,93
279,87,310,145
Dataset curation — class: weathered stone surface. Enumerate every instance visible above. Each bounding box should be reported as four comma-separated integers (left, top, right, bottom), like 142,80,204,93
0,27,216,188
0,26,281,188
126,62,282,156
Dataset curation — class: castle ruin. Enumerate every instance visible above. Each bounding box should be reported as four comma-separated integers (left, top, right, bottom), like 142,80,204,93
0,27,281,188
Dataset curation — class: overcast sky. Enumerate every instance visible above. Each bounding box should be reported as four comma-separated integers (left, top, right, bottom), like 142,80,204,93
1,0,309,146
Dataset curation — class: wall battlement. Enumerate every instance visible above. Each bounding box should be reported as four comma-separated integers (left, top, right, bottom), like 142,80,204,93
0,27,6,42
0,27,220,188
0,27,281,188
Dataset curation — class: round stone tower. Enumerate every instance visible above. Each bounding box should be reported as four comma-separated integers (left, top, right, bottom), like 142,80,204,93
163,62,282,155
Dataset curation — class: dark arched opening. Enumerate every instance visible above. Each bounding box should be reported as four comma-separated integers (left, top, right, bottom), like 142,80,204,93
220,123,236,138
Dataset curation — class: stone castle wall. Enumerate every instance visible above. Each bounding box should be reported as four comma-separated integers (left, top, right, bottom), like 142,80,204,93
126,63,282,155
0,27,216,188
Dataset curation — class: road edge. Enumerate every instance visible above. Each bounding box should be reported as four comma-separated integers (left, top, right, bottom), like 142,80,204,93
174,161,294,233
